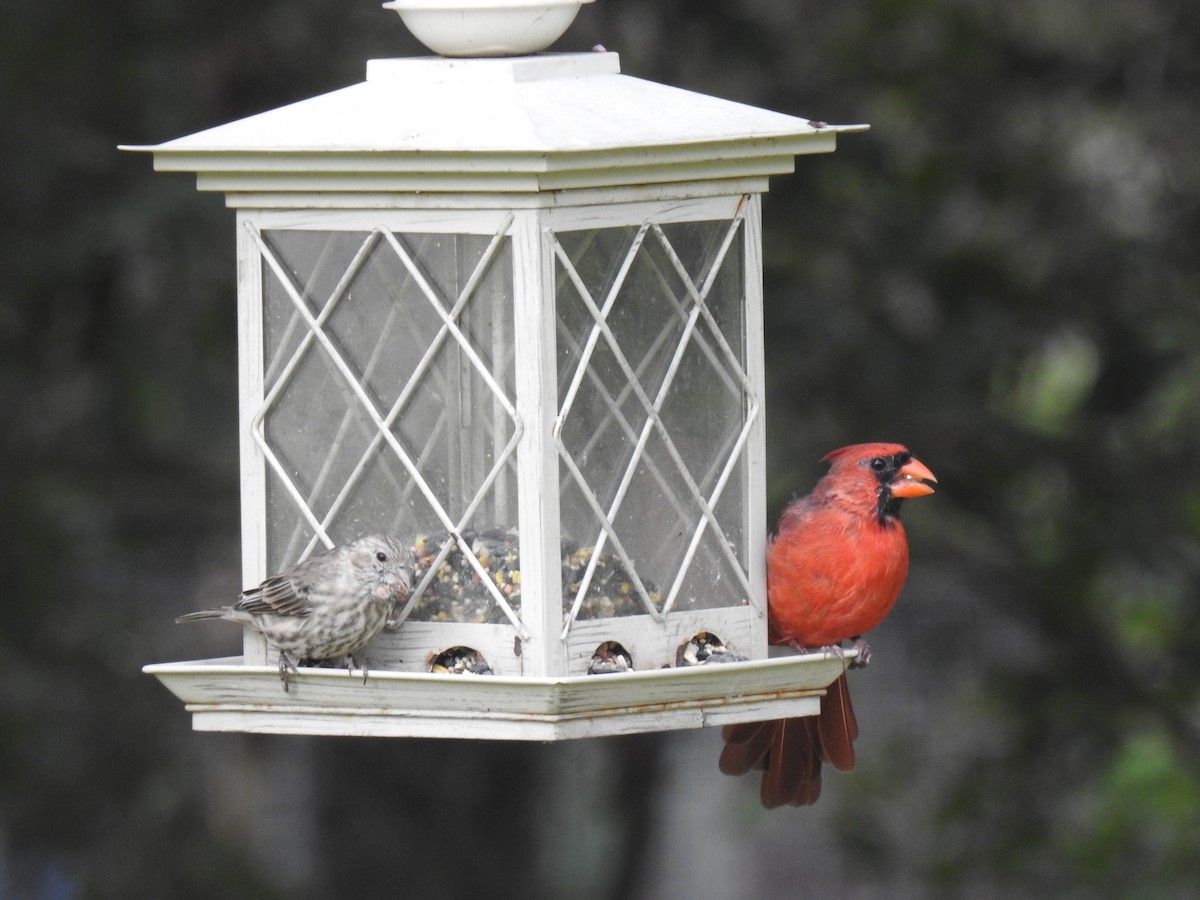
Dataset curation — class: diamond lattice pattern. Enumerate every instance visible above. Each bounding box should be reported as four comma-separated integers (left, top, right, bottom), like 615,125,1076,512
553,214,758,633
251,224,524,630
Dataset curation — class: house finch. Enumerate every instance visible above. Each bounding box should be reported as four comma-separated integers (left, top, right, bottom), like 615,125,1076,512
718,443,936,807
177,534,415,691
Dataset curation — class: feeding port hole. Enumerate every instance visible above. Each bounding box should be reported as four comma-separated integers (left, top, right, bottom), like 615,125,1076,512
587,640,633,675
430,646,494,675
676,631,747,667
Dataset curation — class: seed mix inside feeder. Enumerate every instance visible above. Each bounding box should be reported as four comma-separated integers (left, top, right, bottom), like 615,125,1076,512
676,631,748,667
430,646,495,675
587,640,634,675
407,528,661,625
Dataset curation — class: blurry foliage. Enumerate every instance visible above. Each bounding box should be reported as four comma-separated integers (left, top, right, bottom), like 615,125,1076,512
1,0,1198,896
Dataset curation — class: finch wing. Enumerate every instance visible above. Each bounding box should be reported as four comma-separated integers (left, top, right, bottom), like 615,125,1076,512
236,573,314,618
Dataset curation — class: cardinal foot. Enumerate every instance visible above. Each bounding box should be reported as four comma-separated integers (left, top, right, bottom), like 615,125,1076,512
848,637,872,668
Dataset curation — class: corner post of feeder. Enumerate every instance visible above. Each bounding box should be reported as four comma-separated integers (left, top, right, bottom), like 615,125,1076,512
511,209,566,677
236,211,270,666
742,193,769,644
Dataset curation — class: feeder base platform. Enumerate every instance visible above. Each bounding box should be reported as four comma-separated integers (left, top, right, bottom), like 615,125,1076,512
144,651,852,740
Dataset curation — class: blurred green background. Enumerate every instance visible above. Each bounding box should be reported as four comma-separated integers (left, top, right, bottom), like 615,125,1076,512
2,0,1198,896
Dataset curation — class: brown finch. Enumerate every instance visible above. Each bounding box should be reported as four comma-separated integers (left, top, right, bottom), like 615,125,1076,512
177,534,415,690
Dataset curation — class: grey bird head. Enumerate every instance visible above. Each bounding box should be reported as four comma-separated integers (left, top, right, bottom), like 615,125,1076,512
351,534,416,600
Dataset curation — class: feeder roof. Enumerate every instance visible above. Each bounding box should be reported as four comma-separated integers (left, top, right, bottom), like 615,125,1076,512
124,52,866,208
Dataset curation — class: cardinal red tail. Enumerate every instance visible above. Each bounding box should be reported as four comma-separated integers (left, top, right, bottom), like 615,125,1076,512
718,674,858,808
815,674,857,772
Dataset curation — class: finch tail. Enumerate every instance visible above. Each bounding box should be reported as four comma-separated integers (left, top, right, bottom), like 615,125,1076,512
175,609,227,624
717,675,858,808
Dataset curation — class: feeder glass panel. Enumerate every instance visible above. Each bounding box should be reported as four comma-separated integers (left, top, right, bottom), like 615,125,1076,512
553,217,752,624
257,228,520,626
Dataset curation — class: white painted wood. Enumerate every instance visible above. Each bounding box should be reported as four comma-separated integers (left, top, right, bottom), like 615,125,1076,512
563,607,760,673
157,144,826,174
357,608,760,677
366,622,523,675
145,651,848,740
539,194,742,234
742,194,769,651
182,153,811,196
247,207,516,233
183,694,820,740
236,213,270,666
206,179,779,211
232,199,741,238
122,53,865,209
510,209,565,676
131,54,857,154
184,694,821,740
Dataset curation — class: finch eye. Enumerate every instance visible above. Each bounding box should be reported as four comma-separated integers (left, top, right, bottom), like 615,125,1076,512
376,551,388,563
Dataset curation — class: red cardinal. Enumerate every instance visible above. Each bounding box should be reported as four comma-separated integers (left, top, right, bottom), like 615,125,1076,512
719,442,936,807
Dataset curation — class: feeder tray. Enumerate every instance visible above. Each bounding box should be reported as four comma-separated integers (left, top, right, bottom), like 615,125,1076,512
144,650,853,740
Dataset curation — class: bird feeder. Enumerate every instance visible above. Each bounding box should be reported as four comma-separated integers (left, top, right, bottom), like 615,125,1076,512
134,2,865,739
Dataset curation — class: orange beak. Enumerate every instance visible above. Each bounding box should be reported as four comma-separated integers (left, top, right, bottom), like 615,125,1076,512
890,456,937,498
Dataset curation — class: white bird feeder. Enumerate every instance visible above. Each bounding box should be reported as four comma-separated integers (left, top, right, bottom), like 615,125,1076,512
134,2,865,739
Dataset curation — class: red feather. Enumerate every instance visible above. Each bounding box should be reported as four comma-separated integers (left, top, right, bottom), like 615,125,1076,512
719,442,935,807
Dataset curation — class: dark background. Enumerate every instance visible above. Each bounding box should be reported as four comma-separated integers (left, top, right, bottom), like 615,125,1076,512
2,0,1198,896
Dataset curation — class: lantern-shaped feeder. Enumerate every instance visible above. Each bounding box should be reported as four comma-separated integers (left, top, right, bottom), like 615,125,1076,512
134,6,865,739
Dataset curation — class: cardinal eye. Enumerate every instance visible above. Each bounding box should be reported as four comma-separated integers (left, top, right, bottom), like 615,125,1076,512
376,551,388,563
870,457,887,471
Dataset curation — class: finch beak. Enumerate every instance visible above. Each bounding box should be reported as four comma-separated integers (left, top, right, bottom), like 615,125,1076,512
890,456,937,498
